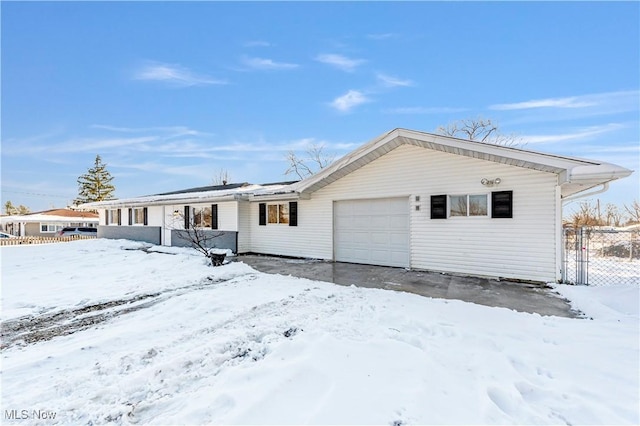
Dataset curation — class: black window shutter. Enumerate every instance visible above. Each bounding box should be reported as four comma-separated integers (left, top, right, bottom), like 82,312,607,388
430,195,447,219
143,207,148,226
211,204,218,229
105,210,109,226
128,208,133,226
492,191,513,218
117,209,122,225
184,205,190,229
259,203,266,226
289,201,298,226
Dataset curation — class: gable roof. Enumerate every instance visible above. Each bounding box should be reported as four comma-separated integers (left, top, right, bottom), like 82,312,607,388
79,128,633,209
290,128,633,198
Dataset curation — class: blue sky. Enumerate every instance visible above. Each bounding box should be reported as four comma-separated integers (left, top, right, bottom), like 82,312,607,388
1,2,638,215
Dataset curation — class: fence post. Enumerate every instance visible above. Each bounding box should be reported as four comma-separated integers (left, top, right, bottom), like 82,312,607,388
576,227,589,285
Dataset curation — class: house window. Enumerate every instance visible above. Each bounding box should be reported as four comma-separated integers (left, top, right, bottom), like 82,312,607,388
192,206,212,228
267,204,289,224
132,208,146,225
107,209,120,225
40,223,61,233
449,194,488,217
259,202,297,226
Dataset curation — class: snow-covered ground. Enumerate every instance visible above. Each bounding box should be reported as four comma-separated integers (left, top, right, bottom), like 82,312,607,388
1,239,638,425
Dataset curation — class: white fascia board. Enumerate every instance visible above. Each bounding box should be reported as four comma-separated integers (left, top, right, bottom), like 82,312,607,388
248,192,301,202
568,163,633,183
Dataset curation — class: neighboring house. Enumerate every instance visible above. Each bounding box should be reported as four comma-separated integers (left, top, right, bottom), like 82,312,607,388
0,209,99,237
80,128,633,283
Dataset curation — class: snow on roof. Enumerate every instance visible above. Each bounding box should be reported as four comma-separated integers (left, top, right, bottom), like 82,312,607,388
1,213,99,224
0,209,99,223
79,182,299,209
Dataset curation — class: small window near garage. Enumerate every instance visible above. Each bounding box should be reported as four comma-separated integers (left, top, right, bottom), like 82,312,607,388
492,190,513,218
449,194,488,217
267,204,289,224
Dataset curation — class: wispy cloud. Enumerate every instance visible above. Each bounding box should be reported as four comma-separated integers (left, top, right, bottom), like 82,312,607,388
91,124,204,138
330,90,370,112
367,33,396,40
376,73,413,88
315,53,366,72
521,123,624,144
383,106,468,115
244,40,271,47
241,56,299,70
133,62,226,87
491,97,595,110
490,90,639,111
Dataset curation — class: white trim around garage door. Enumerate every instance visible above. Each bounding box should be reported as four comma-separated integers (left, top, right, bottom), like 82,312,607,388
333,197,410,268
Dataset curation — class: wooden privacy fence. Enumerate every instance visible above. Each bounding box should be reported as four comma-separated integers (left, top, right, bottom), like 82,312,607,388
0,235,97,246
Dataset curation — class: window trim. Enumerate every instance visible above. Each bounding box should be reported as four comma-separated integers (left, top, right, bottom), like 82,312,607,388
191,205,213,229
259,202,298,226
107,209,120,226
40,223,61,233
448,193,488,218
131,207,147,226
267,203,290,225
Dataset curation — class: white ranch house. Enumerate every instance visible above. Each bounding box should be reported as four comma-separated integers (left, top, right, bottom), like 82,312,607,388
81,128,632,283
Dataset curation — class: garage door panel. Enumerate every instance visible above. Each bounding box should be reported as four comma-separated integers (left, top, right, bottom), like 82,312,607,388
334,198,409,268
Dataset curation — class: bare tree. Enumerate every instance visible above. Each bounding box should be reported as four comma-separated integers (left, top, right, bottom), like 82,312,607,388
171,211,226,266
568,201,604,227
604,203,624,227
285,143,335,179
624,200,640,225
437,117,523,147
212,169,231,186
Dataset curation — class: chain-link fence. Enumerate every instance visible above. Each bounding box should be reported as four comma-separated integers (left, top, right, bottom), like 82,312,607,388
563,227,640,286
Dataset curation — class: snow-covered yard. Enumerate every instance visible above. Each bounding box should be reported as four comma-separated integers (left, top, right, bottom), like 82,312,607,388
1,239,638,425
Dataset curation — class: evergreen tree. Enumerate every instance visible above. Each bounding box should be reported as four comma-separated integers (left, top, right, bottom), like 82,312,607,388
4,201,30,215
75,155,116,205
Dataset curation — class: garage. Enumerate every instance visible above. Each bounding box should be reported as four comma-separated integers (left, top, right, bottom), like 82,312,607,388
333,197,410,268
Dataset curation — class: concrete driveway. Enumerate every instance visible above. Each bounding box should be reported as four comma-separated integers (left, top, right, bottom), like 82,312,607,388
237,254,578,318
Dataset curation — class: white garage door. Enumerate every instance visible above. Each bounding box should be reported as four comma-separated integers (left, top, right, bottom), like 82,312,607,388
334,198,409,268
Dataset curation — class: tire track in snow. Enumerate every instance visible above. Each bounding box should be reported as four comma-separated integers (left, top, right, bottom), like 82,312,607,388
0,273,256,350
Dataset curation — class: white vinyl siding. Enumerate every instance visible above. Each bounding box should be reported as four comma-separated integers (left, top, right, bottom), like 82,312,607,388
146,206,163,227
218,202,238,231
237,201,251,253
248,144,559,282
